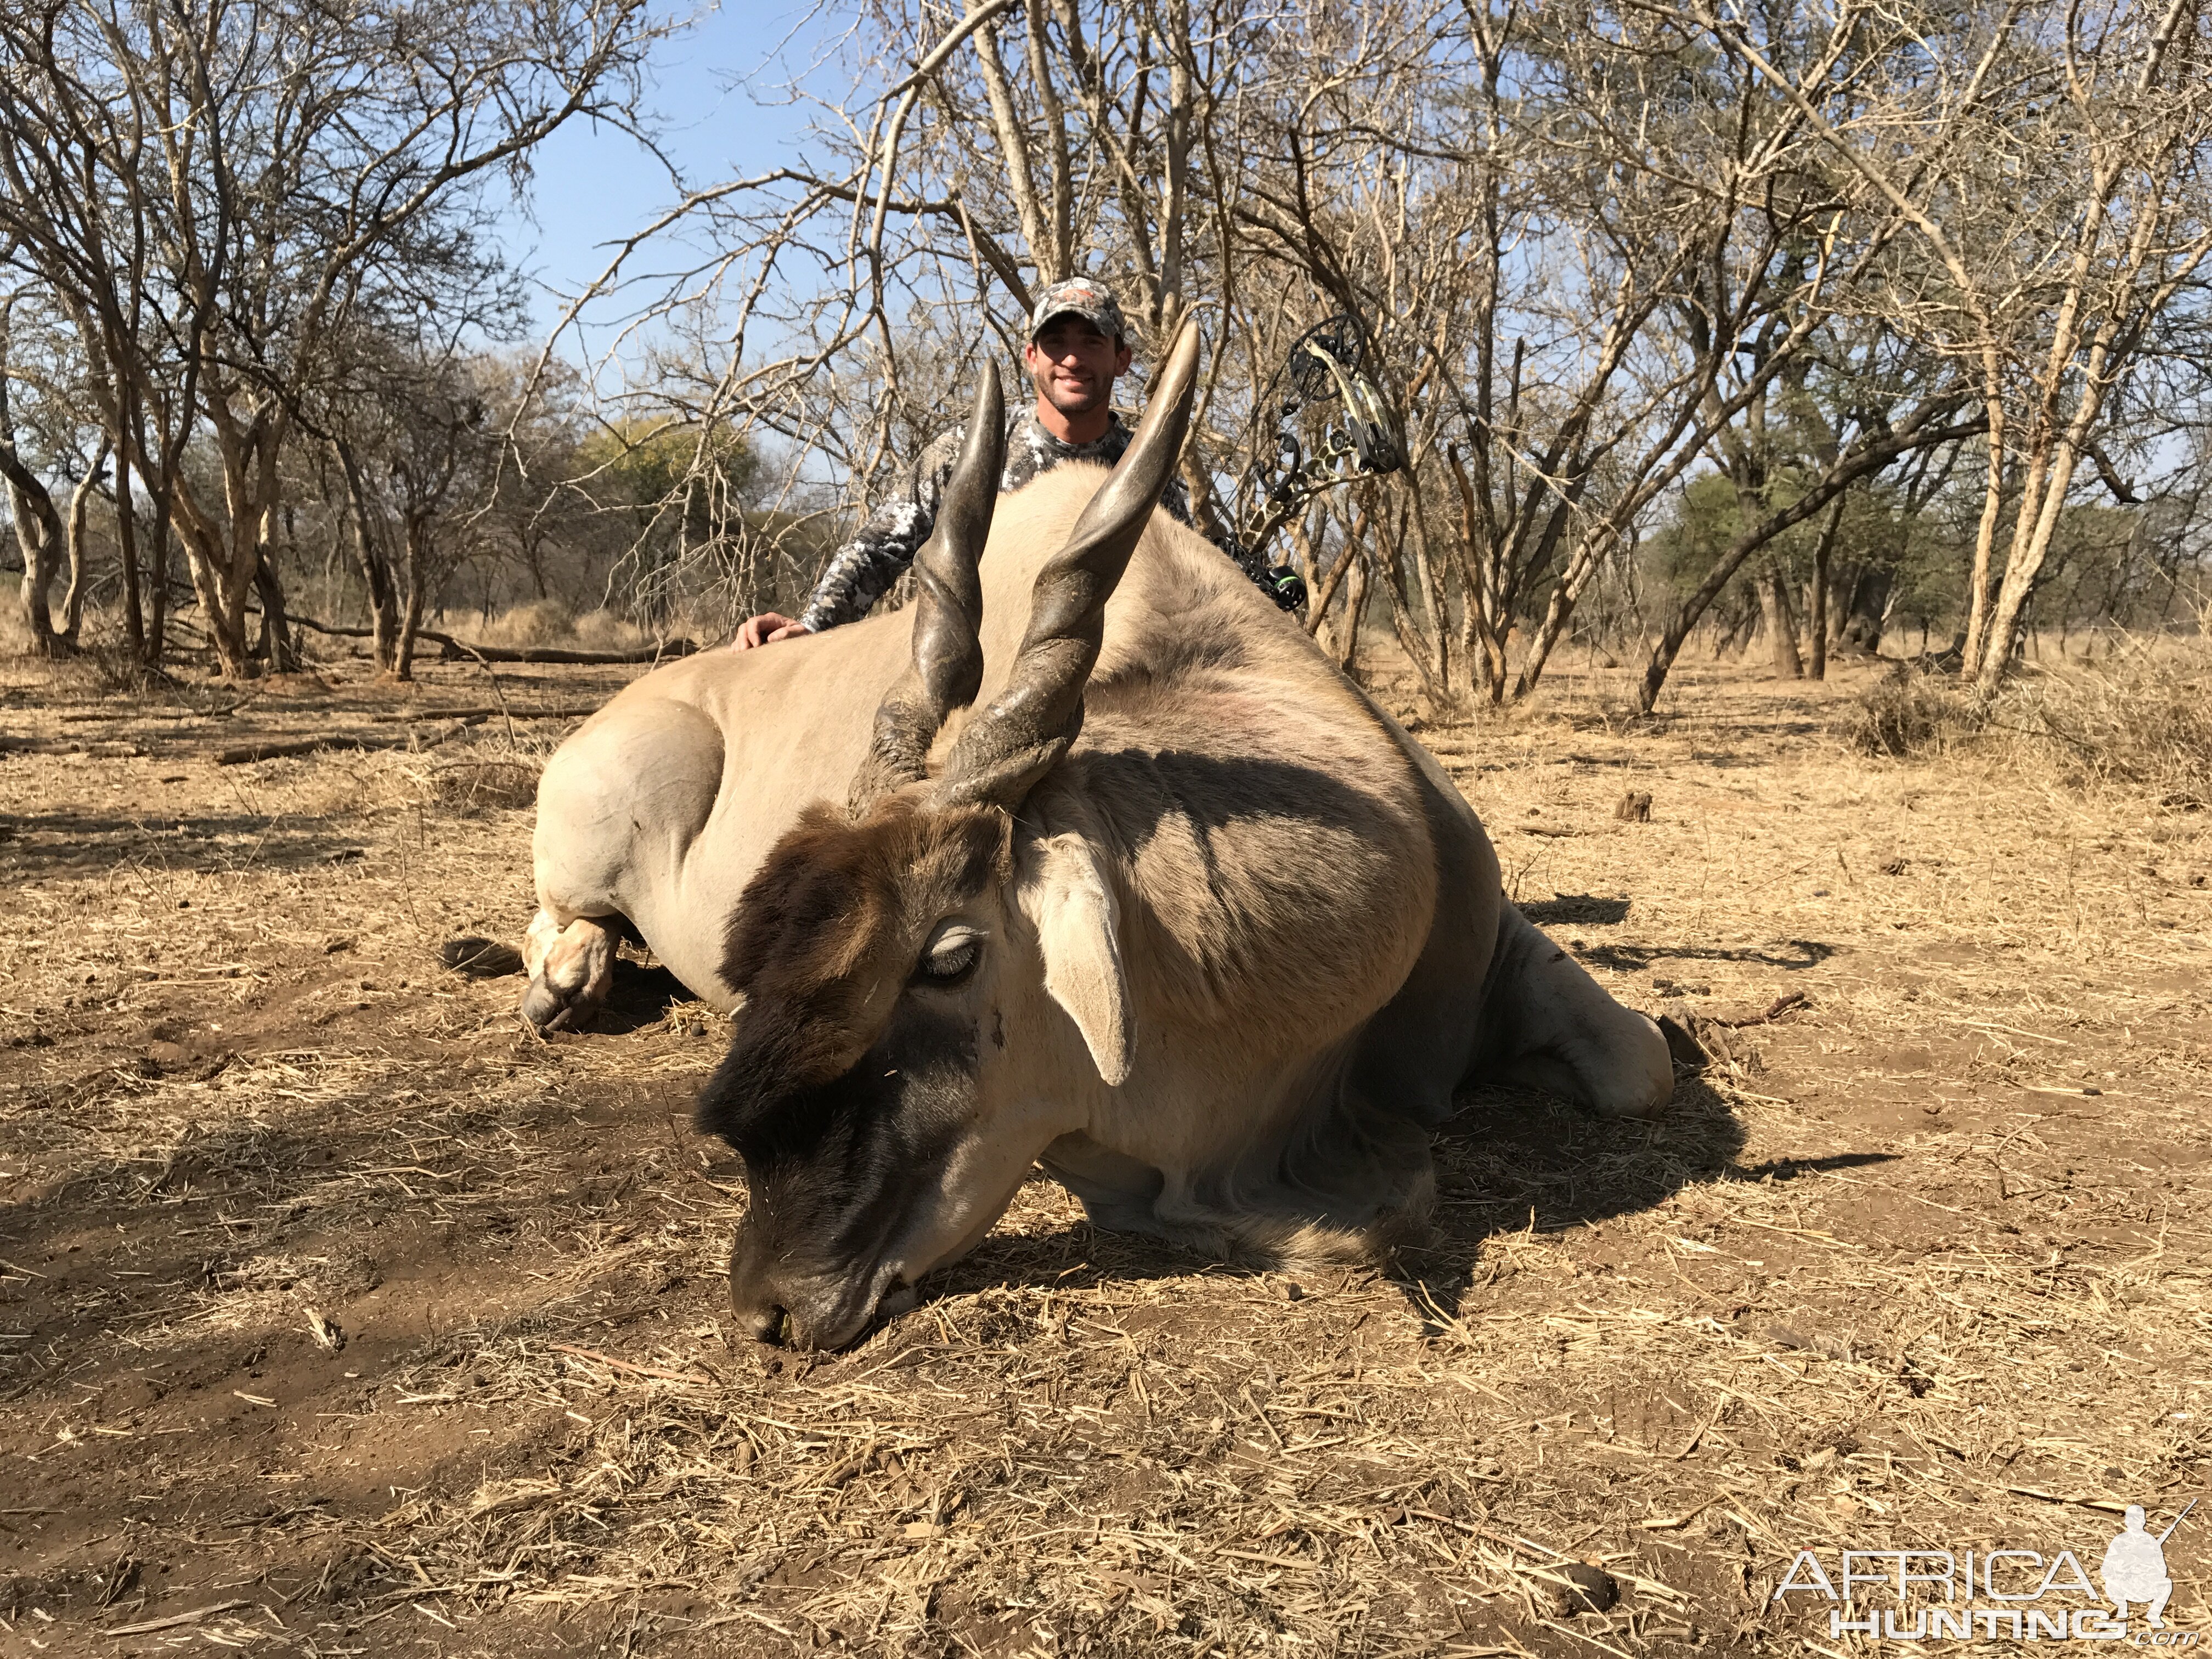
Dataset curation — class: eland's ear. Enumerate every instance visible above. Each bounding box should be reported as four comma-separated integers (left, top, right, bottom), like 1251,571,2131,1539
1018,832,1132,1087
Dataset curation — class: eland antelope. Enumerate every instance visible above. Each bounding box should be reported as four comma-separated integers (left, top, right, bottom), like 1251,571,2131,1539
523,319,1672,1348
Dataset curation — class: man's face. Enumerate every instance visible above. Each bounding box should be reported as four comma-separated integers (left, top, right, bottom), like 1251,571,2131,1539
1024,316,1131,418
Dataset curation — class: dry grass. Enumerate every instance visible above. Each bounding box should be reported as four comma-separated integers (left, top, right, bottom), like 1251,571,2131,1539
424,757,544,815
1994,641,2212,804
1844,630,2212,806
1,642,2208,1657
472,599,582,648
1840,669,1963,761
469,601,660,654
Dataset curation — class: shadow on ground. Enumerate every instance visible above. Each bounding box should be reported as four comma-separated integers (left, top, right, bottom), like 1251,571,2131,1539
1576,939,1839,972
0,810,375,879
874,1070,1843,1347
1401,1082,1897,1323
596,958,692,1034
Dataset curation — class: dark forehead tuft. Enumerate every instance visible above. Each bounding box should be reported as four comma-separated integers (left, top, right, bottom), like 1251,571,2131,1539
699,797,1009,1146
720,794,1009,1002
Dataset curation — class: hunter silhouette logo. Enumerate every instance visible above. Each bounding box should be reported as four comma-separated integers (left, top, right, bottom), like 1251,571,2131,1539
2105,1501,2193,1630
1774,1498,2199,1643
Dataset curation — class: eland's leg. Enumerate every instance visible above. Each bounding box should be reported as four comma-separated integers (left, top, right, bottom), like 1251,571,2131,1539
520,694,725,1032
521,910,620,1032
1476,902,1672,1118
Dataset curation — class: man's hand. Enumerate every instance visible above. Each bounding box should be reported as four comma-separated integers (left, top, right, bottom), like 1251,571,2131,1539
732,612,808,649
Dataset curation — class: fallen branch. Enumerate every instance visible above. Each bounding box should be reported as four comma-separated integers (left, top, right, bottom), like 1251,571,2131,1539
548,1342,714,1385
1638,1493,1724,1530
2007,1485,2128,1515
103,1600,254,1636
284,612,702,665
1707,991,1809,1028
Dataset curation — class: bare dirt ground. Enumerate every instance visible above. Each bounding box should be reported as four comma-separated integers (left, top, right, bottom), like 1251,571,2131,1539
2,644,2207,1658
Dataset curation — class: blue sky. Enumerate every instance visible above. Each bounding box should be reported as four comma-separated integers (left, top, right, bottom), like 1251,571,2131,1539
495,2,832,337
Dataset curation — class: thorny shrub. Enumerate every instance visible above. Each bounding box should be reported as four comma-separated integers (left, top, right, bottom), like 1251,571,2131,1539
1846,633,2212,806
473,600,661,651
1845,668,1967,759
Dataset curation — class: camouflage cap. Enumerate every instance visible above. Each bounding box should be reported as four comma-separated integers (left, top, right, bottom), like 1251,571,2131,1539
1028,276,1128,346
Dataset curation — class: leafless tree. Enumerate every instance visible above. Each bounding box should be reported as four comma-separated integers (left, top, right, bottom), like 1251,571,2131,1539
0,0,662,678
1677,0,2212,693
0,293,69,650
13,0,2191,703
572,1,2038,713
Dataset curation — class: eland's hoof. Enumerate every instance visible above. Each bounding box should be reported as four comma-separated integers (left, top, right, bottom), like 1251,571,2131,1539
522,975,571,1032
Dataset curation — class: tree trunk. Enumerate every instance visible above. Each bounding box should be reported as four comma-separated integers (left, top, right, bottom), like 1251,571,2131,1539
137,390,193,670
1838,566,1888,653
394,583,427,681
1374,500,1446,706
60,441,109,644
173,409,288,681
335,441,401,672
1759,565,1804,679
1465,565,1508,703
1805,572,1826,680
1303,492,1372,650
0,314,63,653
173,512,255,678
1402,488,1452,695
1807,492,1846,680
2,461,66,654
1332,549,1370,676
1443,443,1509,705
1974,417,2098,696
1825,562,1860,653
1472,611,1508,704
1513,533,1609,698
253,555,300,673
144,487,170,666
369,580,399,673
113,443,145,659
1960,385,2007,675
0,385,66,653
394,512,432,681
208,596,253,678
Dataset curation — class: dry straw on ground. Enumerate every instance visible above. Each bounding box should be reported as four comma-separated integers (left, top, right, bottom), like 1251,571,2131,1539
0,640,2206,1657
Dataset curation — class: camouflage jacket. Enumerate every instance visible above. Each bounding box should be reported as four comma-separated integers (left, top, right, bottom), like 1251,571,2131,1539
797,407,1251,634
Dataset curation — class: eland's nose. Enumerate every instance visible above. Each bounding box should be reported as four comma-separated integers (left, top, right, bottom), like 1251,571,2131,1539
731,1271,864,1350
743,1302,792,1345
728,1231,878,1350
729,1245,812,1346
729,1273,795,1345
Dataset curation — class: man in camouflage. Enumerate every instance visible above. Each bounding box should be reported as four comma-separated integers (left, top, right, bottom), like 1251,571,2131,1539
734,278,1257,648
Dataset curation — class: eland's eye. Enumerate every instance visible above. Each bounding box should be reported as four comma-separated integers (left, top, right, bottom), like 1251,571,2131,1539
916,928,981,985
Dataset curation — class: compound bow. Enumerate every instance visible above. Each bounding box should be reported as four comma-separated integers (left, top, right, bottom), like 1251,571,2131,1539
1231,312,1404,611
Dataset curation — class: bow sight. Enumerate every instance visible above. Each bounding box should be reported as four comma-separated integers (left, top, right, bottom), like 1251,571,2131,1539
1233,313,1404,612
